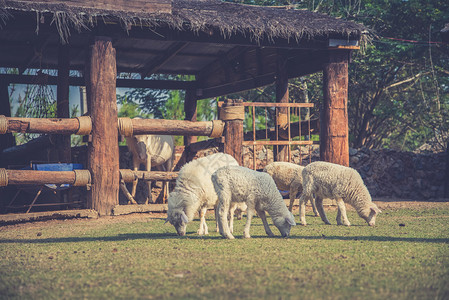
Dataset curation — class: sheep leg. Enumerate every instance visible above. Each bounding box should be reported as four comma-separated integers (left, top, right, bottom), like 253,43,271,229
131,157,140,199
157,163,170,204
217,194,234,239
315,196,331,225
229,204,235,234
145,158,152,204
310,198,319,217
288,186,296,212
256,208,274,237
336,198,350,226
214,205,219,232
243,207,255,239
197,207,209,235
298,194,308,226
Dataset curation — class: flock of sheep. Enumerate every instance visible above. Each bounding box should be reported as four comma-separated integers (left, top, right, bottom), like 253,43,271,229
165,153,381,239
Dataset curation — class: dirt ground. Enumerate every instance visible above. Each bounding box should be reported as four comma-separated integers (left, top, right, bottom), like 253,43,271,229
1,198,448,230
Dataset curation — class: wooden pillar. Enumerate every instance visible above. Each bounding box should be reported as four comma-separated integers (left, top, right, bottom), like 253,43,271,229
222,99,243,165
56,44,71,163
85,37,119,216
184,89,197,162
320,50,350,166
0,79,15,167
274,53,289,162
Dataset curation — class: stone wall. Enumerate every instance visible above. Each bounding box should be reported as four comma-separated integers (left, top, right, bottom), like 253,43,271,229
72,144,447,202
242,145,447,200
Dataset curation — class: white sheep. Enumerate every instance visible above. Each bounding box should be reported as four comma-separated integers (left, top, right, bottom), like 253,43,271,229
299,161,381,226
212,166,296,239
263,161,318,216
126,129,174,204
166,153,239,236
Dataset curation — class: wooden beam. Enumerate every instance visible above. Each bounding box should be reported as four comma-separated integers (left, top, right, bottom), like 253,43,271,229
86,37,120,216
184,89,197,162
320,50,350,166
274,52,289,162
3,117,81,134
0,74,196,90
199,72,276,99
131,118,219,136
141,42,189,79
56,44,71,163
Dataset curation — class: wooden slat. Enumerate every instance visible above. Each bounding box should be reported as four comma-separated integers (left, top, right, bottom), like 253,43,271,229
242,140,314,146
218,101,314,108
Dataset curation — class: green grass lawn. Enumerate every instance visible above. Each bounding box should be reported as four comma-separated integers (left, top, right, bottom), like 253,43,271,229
1,203,448,300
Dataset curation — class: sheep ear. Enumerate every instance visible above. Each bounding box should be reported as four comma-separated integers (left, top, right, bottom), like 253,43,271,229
371,205,382,214
164,218,169,224
181,211,189,224
286,216,296,226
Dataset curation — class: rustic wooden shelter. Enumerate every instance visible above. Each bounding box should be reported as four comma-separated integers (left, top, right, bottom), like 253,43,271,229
0,0,368,215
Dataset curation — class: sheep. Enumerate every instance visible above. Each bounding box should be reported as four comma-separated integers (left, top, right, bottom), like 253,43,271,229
263,161,318,216
212,166,296,239
166,153,239,236
298,161,381,227
126,132,175,204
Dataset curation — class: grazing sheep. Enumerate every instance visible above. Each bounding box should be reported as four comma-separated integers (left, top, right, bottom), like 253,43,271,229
299,161,381,226
166,153,239,236
212,166,296,239
263,161,318,216
126,125,174,204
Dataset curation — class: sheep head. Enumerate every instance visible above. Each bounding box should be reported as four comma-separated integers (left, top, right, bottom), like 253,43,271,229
166,209,189,236
272,212,296,237
359,203,381,226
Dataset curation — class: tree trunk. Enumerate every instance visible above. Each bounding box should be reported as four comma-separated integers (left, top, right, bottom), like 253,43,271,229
85,37,119,216
222,99,243,165
320,50,350,167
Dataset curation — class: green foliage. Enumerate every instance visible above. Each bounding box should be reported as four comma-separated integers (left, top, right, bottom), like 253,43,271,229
1,205,448,299
224,0,449,151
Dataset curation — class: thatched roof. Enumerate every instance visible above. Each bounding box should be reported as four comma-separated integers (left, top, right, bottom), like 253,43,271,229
1,0,368,45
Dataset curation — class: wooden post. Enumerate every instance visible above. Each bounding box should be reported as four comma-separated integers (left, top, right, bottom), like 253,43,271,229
222,99,243,165
320,50,349,166
57,44,71,163
184,89,197,162
85,37,119,216
274,53,289,162
0,80,15,159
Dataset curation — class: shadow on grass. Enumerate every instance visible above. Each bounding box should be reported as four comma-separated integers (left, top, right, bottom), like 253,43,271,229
1,233,448,244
